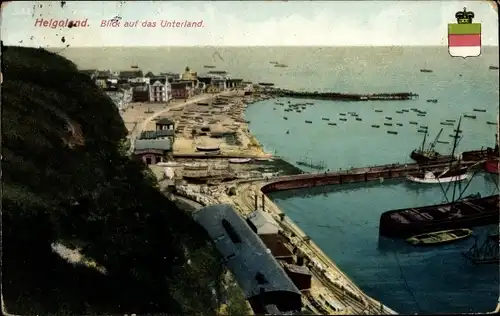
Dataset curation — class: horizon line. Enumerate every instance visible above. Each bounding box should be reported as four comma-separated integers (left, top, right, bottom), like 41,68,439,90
23,44,500,49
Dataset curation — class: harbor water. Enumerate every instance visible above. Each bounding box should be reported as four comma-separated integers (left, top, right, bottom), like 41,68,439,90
59,46,500,314
241,47,499,314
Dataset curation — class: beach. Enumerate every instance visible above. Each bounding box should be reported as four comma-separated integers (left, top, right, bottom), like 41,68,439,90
121,90,272,158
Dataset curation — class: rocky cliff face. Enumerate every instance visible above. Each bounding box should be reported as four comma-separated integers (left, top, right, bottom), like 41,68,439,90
2,46,222,315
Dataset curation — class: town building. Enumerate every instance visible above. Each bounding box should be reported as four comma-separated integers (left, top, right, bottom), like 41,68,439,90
95,70,112,89
119,70,144,82
171,81,194,99
280,262,312,291
155,117,175,144
247,210,281,235
80,69,98,79
132,84,149,102
148,76,171,103
194,204,302,314
226,78,243,89
133,138,172,165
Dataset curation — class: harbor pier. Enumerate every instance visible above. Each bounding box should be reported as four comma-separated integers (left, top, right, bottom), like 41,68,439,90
266,88,419,101
261,160,484,193
234,182,398,315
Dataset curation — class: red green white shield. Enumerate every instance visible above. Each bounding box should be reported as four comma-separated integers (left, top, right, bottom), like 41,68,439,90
448,23,481,58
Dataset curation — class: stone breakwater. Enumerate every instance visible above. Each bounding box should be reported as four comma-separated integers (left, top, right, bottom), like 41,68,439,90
267,88,419,101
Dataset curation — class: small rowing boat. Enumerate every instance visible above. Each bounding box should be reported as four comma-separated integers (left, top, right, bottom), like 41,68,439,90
406,228,473,246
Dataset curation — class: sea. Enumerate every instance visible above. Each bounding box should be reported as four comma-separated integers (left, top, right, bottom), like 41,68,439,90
58,46,500,314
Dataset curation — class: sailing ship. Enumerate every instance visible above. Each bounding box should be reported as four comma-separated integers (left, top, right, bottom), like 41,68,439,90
409,127,454,164
463,234,499,265
407,120,471,184
484,113,499,174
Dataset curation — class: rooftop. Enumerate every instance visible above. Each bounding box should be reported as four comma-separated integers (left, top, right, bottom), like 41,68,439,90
247,210,280,235
134,138,171,151
194,204,301,300
156,117,175,125
119,70,143,79
139,130,174,139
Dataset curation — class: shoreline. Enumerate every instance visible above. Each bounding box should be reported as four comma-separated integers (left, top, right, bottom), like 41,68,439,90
122,91,398,314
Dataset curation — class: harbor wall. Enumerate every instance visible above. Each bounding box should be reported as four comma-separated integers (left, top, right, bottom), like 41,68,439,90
261,160,482,193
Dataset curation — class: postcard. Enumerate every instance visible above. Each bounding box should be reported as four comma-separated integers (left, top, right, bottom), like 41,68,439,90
1,1,499,316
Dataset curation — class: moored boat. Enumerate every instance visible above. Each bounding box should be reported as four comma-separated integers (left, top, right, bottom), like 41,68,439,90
371,124,380,128
305,120,312,124
328,123,337,126
379,194,500,238
473,108,486,112
484,159,499,174
464,114,476,119
406,229,473,246
420,68,433,73
489,65,499,70
387,130,398,135
410,127,454,164
406,169,470,184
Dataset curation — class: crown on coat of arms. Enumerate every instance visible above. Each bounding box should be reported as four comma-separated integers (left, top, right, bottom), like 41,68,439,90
455,7,475,24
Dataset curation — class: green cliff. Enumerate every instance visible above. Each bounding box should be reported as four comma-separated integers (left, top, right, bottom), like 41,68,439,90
1,46,238,315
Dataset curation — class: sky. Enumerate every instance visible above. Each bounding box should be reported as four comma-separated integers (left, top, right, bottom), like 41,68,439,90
1,1,498,47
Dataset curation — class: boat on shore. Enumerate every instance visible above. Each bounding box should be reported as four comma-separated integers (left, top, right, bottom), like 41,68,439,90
196,145,221,152
229,158,252,164
379,194,500,238
406,228,473,246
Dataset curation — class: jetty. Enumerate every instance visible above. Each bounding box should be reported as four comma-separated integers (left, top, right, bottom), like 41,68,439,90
267,88,418,101
261,160,484,193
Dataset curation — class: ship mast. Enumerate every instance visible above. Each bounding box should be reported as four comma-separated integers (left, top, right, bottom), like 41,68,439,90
428,128,444,152
420,130,428,152
450,116,463,202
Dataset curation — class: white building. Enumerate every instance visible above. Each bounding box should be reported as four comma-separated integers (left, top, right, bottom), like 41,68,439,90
148,77,171,103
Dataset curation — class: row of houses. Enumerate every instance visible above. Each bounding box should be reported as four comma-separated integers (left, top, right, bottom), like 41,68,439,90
81,66,248,104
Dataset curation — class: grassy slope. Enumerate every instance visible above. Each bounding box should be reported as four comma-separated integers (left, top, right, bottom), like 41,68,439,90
1,46,229,315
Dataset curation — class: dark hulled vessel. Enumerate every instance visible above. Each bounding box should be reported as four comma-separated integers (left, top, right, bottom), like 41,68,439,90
410,127,455,164
379,195,500,238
